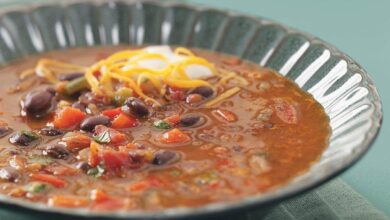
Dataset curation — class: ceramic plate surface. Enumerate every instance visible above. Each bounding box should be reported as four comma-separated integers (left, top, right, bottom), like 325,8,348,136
0,0,382,219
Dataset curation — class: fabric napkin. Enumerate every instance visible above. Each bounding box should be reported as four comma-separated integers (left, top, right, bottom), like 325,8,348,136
261,179,388,220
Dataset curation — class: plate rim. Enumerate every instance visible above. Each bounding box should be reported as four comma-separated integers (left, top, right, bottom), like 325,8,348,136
0,0,383,219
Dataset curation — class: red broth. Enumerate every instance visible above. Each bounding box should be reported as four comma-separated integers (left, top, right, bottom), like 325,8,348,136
0,46,330,210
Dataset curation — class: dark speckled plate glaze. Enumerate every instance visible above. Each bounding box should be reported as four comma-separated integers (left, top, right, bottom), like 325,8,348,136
0,0,382,219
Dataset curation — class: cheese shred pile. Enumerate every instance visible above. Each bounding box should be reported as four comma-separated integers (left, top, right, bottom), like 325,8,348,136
22,46,249,107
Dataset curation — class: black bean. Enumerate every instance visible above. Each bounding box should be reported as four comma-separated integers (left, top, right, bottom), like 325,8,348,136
58,73,84,81
43,144,69,159
80,115,111,132
122,97,149,118
0,126,12,138
23,90,54,117
39,127,63,136
0,167,20,183
180,115,200,127
9,131,39,146
75,161,91,172
190,86,214,98
152,150,180,165
46,87,56,95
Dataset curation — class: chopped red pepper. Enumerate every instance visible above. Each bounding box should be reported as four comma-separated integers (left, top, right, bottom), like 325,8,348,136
90,191,126,210
164,114,181,125
101,107,122,120
127,176,165,192
213,109,237,122
160,128,190,144
53,107,86,129
44,164,79,176
30,173,67,188
111,113,138,129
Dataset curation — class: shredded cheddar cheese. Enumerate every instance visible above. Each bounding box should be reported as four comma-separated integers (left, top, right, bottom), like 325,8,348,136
205,87,241,107
24,46,248,107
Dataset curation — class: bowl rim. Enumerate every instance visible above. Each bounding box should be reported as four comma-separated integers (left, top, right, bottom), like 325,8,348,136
0,0,383,219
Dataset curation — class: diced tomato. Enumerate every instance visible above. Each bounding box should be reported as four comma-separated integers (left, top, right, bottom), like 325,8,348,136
102,149,129,171
213,109,237,122
64,134,91,151
111,113,138,129
160,128,190,144
273,99,298,124
30,174,67,188
49,195,89,208
101,108,122,120
53,107,86,129
169,87,186,101
88,141,101,167
164,114,181,125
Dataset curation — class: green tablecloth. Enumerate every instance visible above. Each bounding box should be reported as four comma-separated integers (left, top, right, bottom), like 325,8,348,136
0,0,388,219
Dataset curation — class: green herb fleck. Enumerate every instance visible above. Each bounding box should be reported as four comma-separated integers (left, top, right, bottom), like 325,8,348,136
153,120,171,129
26,183,47,193
93,130,110,144
21,130,39,140
87,164,105,178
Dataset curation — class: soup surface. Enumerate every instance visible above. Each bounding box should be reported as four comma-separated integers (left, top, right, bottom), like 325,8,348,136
0,46,330,211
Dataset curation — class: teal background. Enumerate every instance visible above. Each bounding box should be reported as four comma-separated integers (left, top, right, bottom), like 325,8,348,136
189,0,390,216
0,0,388,217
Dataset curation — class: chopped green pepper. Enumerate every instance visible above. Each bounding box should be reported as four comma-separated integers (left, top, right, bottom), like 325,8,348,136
21,130,39,140
26,183,47,193
65,76,89,95
153,120,171,129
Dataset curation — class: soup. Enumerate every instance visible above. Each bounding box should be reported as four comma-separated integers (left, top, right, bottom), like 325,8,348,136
0,46,330,210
